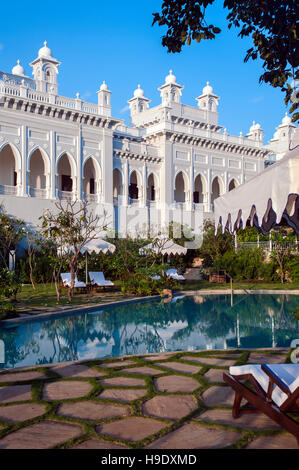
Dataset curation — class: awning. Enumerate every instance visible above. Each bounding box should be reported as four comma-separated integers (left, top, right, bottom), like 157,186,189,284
80,239,116,255
214,128,299,234
139,235,187,256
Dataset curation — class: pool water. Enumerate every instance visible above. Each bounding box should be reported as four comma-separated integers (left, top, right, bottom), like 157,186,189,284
0,294,298,369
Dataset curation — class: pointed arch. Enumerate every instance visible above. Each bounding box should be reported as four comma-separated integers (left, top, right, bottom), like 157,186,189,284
83,156,101,196
113,168,123,198
56,152,76,193
174,170,189,203
129,169,141,200
228,178,238,191
193,173,206,203
211,176,224,203
147,172,158,201
0,142,21,188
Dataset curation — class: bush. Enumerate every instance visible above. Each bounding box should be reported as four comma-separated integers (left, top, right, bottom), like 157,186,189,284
0,268,22,318
120,269,179,296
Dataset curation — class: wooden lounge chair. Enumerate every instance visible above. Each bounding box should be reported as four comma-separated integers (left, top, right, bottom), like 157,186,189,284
165,268,185,281
61,273,87,293
89,271,114,290
223,364,299,444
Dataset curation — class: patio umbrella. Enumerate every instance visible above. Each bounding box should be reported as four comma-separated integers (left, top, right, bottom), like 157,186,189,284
139,235,187,256
82,239,116,284
214,128,299,234
64,239,116,284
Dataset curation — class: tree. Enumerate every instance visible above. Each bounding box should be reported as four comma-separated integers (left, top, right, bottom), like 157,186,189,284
198,220,234,267
271,243,292,283
41,200,108,302
0,204,25,269
152,0,299,121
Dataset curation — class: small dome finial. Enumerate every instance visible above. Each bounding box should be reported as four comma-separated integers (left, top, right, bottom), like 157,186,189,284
44,40,47,47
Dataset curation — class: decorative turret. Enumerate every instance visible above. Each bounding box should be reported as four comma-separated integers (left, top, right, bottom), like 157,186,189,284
128,84,150,121
30,41,61,94
11,60,27,77
97,81,112,117
158,70,184,105
196,81,219,112
247,121,263,142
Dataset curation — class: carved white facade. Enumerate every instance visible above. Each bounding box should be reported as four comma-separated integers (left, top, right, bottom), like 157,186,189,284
0,42,275,237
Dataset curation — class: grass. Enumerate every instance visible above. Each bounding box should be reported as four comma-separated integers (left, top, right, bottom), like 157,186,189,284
0,349,293,449
1,279,298,319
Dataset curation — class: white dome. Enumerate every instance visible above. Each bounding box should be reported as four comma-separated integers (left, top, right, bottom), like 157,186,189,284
165,70,176,84
12,59,25,76
38,41,52,58
203,81,213,95
100,80,108,91
255,123,261,129
134,84,144,98
282,112,291,125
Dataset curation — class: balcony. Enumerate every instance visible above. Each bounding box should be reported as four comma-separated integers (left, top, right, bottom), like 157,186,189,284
84,193,98,203
29,187,47,199
57,190,73,201
0,184,17,196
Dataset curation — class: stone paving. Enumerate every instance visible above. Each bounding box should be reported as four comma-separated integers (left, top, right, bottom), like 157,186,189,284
0,349,297,449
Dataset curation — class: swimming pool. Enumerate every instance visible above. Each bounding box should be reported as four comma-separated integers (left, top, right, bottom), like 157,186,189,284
0,294,298,369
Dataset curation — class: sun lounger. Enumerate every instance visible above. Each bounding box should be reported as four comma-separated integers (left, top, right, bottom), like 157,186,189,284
89,271,114,289
150,274,161,280
165,268,186,281
223,363,299,444
61,272,86,288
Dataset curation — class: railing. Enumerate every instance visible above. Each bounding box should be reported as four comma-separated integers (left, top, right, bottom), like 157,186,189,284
57,190,73,201
0,81,101,115
84,193,98,203
29,187,47,198
237,241,298,253
0,184,17,195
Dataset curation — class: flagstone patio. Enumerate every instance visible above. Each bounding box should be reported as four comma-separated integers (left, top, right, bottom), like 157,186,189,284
0,349,297,449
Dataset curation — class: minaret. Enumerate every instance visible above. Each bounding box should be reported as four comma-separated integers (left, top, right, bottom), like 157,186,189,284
97,81,112,117
196,82,219,112
128,84,150,123
30,41,61,94
158,70,183,105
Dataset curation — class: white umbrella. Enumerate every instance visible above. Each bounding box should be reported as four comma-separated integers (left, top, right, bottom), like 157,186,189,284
82,239,116,284
139,235,187,256
214,128,299,234
63,238,116,284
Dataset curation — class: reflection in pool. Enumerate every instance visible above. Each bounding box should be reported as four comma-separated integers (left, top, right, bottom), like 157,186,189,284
0,294,298,369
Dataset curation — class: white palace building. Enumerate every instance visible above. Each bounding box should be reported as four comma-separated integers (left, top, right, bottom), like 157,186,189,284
0,42,296,237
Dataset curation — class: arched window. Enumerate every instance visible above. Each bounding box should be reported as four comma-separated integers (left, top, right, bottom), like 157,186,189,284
228,179,237,191
211,177,221,203
0,144,17,188
147,173,156,201
57,154,74,193
29,149,47,196
113,168,123,198
129,170,140,200
83,158,98,196
193,174,205,203
174,171,187,203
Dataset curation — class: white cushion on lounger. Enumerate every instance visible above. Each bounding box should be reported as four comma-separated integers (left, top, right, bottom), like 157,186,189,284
61,273,86,288
89,271,114,286
229,364,299,407
165,269,185,281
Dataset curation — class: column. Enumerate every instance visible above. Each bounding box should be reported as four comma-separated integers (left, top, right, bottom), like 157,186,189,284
20,125,28,196
49,130,56,199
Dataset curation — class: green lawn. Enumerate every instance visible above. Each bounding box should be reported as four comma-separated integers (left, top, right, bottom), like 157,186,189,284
1,279,299,320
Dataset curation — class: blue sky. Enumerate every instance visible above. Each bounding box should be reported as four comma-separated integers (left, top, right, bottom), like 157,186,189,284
0,0,289,142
